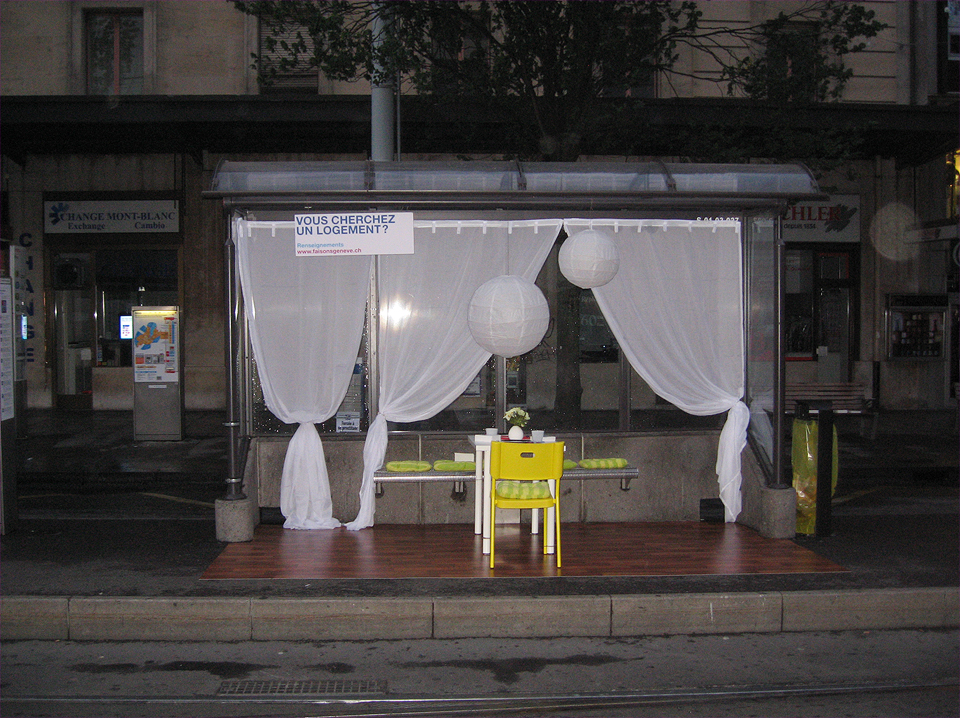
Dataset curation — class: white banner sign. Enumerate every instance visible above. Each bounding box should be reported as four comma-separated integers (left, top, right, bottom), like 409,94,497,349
782,195,860,243
293,212,414,256
44,200,180,234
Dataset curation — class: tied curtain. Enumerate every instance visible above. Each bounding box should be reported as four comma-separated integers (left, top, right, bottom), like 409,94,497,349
346,220,561,530
563,219,747,521
236,220,373,530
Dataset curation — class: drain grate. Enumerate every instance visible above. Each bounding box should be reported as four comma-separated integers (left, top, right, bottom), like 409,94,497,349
218,679,386,697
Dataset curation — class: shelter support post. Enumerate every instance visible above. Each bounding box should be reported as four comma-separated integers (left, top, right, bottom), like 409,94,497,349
222,234,245,502
771,220,790,489
216,229,255,542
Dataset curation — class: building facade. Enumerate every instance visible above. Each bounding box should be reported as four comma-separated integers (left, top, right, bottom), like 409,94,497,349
2,0,957,421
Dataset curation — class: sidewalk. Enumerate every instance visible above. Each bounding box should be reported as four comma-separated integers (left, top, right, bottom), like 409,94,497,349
1,408,957,640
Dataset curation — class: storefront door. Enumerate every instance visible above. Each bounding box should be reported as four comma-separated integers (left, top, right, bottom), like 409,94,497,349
816,286,851,383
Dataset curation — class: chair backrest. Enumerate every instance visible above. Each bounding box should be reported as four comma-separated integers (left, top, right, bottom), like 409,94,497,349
490,441,564,482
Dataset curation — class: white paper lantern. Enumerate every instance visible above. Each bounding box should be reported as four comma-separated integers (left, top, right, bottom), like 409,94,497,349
559,229,620,289
468,275,549,357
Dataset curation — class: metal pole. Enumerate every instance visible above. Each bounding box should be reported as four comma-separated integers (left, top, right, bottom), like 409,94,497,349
619,349,631,431
222,229,245,501
495,356,506,433
371,5,394,162
367,258,379,422
773,215,789,488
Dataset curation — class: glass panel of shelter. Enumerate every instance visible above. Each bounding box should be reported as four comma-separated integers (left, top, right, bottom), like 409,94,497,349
244,231,724,436
745,217,778,477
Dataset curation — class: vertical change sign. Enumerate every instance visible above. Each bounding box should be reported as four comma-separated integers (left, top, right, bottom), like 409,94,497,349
294,212,415,256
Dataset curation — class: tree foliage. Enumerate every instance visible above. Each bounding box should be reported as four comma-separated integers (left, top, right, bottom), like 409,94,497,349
719,2,887,102
235,0,886,162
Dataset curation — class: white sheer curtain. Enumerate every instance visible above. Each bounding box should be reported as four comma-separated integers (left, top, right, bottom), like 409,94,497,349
564,219,747,521
346,220,561,530
236,220,373,530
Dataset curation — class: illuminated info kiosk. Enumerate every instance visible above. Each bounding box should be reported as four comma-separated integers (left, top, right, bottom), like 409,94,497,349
132,305,183,441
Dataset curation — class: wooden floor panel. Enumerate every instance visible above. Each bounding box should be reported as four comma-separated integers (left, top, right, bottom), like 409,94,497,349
201,522,845,580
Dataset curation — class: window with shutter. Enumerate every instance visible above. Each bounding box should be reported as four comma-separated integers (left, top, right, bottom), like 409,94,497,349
258,21,319,93
85,10,144,95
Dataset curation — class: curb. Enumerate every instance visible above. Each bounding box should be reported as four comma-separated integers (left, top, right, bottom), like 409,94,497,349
3,588,957,641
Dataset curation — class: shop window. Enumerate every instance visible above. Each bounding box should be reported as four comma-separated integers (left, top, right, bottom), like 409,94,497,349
95,250,178,367
579,292,618,363
86,10,144,95
785,250,814,357
785,247,858,362
941,0,959,96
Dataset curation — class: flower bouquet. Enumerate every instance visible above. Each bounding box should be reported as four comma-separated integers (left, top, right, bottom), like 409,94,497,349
504,407,530,440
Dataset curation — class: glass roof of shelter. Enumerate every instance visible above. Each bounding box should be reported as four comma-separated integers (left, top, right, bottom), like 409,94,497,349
208,160,821,210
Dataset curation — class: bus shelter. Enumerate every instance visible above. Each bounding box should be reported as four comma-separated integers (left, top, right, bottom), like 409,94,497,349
206,160,823,542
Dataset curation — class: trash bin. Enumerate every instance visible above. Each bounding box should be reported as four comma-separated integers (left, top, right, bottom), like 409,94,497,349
792,403,838,536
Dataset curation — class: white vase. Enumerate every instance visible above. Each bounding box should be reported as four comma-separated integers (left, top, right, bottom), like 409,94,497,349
508,425,524,441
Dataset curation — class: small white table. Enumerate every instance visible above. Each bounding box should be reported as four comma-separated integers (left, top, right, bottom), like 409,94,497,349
470,433,557,555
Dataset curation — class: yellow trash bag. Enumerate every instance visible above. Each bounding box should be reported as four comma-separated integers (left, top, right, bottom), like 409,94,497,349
792,418,838,535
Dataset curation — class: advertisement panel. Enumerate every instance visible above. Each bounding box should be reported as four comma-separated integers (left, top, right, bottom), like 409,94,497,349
293,212,414,256
782,195,860,243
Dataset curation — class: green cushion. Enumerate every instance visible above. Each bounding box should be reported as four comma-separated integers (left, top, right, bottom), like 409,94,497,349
495,480,552,500
433,460,476,472
578,458,628,469
563,459,579,470
385,460,431,472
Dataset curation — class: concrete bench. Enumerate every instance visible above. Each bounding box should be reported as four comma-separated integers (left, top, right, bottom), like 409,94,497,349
784,382,877,439
373,468,476,497
374,464,640,493
562,466,639,491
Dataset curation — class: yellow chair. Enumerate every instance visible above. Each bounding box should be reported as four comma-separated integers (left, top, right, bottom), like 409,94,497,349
489,440,565,569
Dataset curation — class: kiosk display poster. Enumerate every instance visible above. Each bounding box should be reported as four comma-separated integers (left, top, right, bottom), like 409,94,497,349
132,306,182,441
133,311,179,382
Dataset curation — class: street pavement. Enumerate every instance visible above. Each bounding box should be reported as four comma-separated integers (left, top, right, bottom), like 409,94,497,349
1,629,957,717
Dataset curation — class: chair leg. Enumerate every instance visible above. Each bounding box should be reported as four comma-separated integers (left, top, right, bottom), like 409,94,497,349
489,495,496,569
555,502,561,568
489,520,495,569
